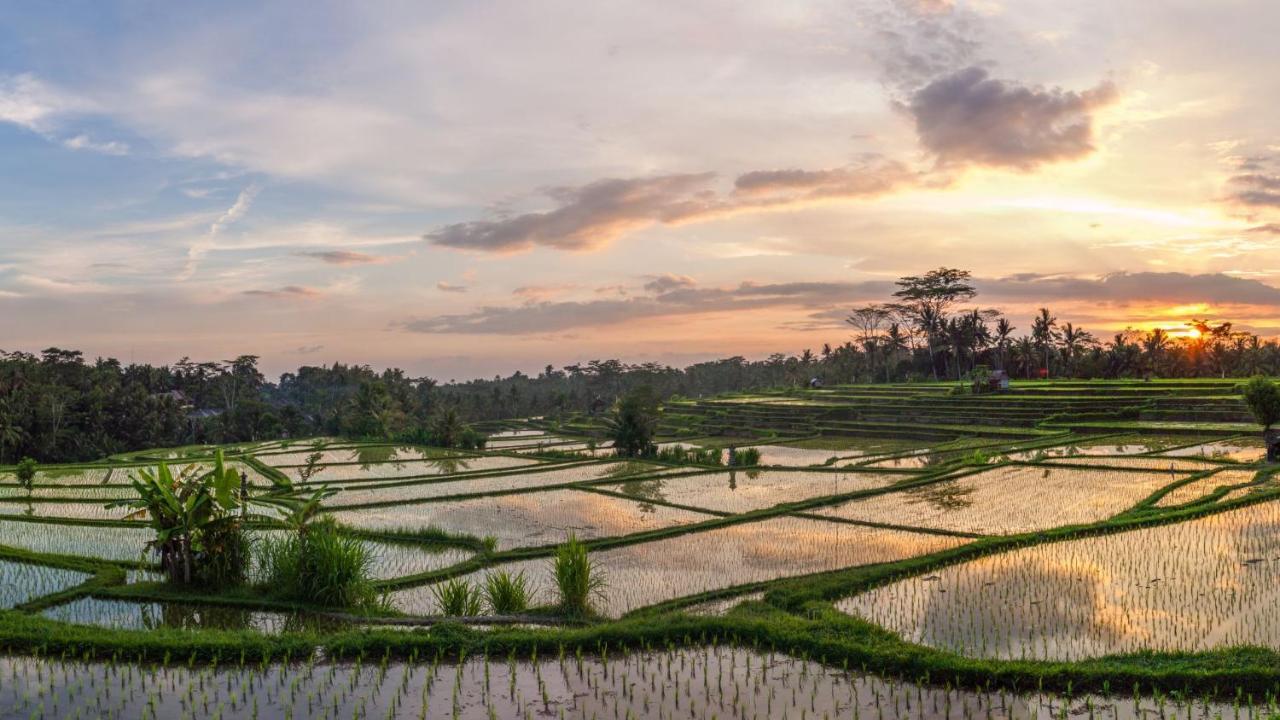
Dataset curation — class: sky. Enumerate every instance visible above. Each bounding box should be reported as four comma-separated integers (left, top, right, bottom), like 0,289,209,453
2,1,1280,380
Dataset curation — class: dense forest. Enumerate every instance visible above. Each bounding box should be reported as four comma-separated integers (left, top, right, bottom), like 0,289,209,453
3,268,1277,463
0,350,809,463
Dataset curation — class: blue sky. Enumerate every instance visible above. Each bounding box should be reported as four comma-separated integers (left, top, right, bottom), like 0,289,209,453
3,1,1280,379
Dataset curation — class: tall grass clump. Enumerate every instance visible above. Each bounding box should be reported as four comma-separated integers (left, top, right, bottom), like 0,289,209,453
256,517,380,609
735,447,762,466
483,569,531,614
553,533,606,617
431,578,483,616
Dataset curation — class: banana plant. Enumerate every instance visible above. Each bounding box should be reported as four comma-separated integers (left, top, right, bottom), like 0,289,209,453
108,449,268,585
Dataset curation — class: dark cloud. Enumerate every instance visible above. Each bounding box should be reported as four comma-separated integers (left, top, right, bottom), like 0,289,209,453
401,271,1280,336
242,285,322,300
427,173,720,253
979,271,1280,306
1247,223,1280,234
733,161,916,198
870,0,983,93
643,273,696,293
436,281,468,293
1225,174,1280,208
399,280,893,334
905,66,1117,170
427,162,916,254
292,344,325,354
296,250,384,265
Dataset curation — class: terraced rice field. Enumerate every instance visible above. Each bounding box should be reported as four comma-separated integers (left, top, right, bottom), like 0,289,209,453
601,468,905,513
392,515,965,616
328,488,716,549
810,465,1189,534
1,380,1277,707
839,499,1280,660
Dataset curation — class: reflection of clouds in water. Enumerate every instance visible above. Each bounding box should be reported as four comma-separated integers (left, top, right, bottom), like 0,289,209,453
842,500,1280,658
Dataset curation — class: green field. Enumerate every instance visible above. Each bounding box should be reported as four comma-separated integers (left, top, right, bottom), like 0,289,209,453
2,379,1280,717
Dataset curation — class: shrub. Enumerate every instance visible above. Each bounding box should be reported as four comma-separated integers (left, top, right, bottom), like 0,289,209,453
256,517,380,608
735,447,762,466
483,570,531,615
1243,376,1280,429
14,457,37,494
459,427,488,450
431,578,484,616
553,533,606,617
607,386,661,457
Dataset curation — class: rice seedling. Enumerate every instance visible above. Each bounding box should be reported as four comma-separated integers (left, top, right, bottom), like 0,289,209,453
482,569,532,614
552,533,605,617
812,465,1191,534
840,499,1280,660
395,517,963,617
430,578,484,616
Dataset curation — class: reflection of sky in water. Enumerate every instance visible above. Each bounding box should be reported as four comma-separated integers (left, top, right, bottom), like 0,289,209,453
2,646,1231,719
395,517,964,617
329,488,713,550
608,470,900,513
841,501,1280,659
326,462,672,506
1158,439,1267,462
814,466,1183,535
1154,469,1259,507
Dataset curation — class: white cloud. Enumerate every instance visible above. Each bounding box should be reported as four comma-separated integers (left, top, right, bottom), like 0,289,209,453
62,134,130,155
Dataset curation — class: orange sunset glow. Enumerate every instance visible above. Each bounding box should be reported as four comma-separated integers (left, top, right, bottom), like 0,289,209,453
2,1,1280,380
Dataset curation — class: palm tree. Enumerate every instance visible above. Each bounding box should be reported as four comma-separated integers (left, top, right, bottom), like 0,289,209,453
1142,328,1170,377
1013,336,1036,380
994,317,1015,370
1031,308,1059,378
883,324,909,382
916,306,943,381
1058,323,1097,377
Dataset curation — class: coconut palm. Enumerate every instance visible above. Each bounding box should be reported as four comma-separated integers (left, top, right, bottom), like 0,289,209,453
1031,308,1059,378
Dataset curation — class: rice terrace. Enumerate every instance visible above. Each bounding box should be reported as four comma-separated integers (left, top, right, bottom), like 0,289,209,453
6,375,1280,718
11,1,1280,718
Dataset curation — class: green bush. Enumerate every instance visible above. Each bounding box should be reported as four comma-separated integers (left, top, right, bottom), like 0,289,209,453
483,570,531,615
735,447,762,466
1243,376,1280,429
607,386,661,457
431,578,483,616
553,533,605,617
14,457,37,494
255,517,380,609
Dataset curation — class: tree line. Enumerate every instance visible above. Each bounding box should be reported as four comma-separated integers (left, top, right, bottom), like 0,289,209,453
0,349,820,463
3,266,1275,463
823,267,1272,384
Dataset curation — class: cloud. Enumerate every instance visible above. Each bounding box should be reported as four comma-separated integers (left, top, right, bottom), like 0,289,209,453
180,184,260,280
62,134,129,156
0,74,82,132
292,344,325,354
512,284,577,301
400,279,893,334
242,285,322,300
979,271,1280,306
643,273,696,293
296,250,385,265
427,173,720,253
1225,174,1280,208
904,66,1118,170
401,271,1280,336
436,281,468,293
427,161,917,254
